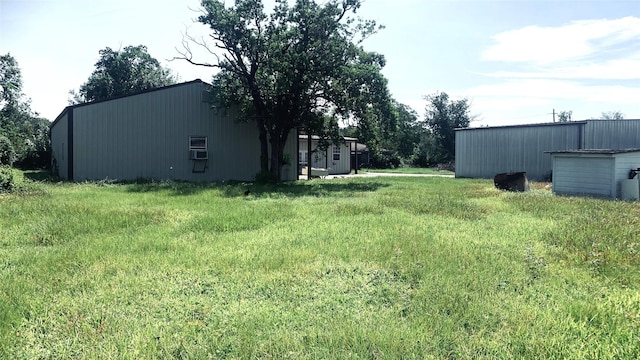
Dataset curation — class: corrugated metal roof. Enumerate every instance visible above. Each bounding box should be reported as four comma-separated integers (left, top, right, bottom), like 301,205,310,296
455,121,587,132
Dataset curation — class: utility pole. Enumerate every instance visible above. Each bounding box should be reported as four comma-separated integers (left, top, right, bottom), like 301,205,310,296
552,108,556,123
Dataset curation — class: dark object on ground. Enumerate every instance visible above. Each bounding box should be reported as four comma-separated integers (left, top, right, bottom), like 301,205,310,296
494,172,530,192
244,189,251,196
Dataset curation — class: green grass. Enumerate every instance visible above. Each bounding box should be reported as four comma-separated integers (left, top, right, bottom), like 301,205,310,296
1,173,639,358
362,167,454,175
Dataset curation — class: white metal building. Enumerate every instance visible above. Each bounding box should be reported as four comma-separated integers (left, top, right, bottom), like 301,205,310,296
50,80,297,182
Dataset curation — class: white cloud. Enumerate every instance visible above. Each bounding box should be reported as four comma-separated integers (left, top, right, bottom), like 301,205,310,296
468,79,640,104
485,51,640,80
483,16,640,64
470,17,640,125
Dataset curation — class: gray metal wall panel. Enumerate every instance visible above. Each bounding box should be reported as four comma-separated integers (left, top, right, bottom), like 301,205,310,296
50,113,68,179
613,152,640,198
455,123,582,180
68,81,294,182
552,155,613,197
584,120,640,149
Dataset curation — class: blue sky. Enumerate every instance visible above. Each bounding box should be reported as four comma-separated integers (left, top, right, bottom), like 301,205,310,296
1,0,639,126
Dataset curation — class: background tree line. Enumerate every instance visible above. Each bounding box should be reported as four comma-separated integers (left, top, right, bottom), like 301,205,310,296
343,92,473,169
0,54,50,168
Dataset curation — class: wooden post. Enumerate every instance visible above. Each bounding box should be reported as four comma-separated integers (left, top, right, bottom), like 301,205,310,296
307,130,312,180
354,140,358,174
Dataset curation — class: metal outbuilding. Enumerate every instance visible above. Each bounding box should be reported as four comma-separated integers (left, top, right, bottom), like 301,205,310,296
548,149,640,199
455,120,640,181
49,80,298,182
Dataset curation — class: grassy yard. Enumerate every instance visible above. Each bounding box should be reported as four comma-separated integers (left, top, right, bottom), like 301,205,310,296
362,167,454,175
1,172,639,359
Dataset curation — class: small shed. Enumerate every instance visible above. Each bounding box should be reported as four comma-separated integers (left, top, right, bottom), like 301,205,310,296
298,135,357,175
548,149,640,199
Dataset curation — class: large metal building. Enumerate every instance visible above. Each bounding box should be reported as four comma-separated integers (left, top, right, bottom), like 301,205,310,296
50,80,297,182
455,119,640,181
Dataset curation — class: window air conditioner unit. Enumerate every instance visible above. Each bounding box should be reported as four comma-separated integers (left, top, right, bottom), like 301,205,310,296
190,150,208,160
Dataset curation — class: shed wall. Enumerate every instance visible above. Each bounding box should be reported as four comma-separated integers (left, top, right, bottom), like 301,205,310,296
613,152,640,198
298,139,351,174
455,123,582,180
329,143,352,174
552,155,614,198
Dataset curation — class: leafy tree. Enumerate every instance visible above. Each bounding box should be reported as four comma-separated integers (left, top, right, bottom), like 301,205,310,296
0,54,23,107
0,53,51,169
423,92,472,163
597,111,624,120
340,100,411,168
72,45,176,103
177,0,391,180
410,130,438,167
391,102,422,160
0,135,16,166
557,110,572,122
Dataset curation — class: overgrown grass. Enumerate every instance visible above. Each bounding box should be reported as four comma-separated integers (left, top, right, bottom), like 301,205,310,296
362,167,454,175
1,174,638,358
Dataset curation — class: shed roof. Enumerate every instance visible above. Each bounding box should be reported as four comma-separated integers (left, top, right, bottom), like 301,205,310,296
298,135,357,142
546,148,640,155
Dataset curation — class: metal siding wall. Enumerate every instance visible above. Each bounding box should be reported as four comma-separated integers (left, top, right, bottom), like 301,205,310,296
50,114,69,179
613,153,640,198
553,156,613,197
70,81,278,182
456,123,583,180
584,120,640,149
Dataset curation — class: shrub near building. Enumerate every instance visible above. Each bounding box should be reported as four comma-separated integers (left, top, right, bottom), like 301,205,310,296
0,166,15,193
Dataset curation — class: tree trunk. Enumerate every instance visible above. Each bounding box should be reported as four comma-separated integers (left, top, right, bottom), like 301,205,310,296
268,126,292,181
250,86,269,174
257,122,269,173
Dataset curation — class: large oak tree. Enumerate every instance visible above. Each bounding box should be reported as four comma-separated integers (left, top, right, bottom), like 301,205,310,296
177,0,392,180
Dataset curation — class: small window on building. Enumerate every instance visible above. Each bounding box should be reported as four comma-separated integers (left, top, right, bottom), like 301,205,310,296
299,150,308,165
189,136,207,150
333,146,341,161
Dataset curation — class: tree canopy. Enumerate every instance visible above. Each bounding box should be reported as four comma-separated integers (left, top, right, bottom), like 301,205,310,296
557,110,572,122
0,53,50,168
423,92,472,164
71,45,176,103
595,111,624,120
178,0,391,180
